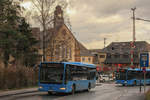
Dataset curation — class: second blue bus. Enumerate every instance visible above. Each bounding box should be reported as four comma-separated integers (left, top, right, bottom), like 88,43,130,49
115,68,150,86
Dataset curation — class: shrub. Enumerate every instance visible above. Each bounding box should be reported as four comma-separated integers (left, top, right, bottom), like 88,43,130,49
0,66,38,90
146,89,150,100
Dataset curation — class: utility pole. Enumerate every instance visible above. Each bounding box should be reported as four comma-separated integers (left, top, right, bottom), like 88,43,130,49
104,38,107,48
135,17,150,93
130,8,150,93
131,7,142,93
131,7,136,69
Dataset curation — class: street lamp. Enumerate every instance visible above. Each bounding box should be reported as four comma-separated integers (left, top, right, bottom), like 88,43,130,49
134,16,150,93
136,18,150,22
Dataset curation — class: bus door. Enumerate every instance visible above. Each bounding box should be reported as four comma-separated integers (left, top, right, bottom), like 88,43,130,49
65,65,83,90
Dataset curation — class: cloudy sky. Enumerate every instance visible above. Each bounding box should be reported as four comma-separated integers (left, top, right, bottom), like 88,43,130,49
21,0,150,49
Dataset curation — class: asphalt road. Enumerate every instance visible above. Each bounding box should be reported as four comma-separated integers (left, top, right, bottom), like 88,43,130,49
1,83,148,100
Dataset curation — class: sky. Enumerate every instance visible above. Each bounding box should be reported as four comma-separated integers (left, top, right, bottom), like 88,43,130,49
21,0,150,49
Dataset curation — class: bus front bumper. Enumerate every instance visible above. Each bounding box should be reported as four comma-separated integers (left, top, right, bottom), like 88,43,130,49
38,84,70,93
116,80,127,85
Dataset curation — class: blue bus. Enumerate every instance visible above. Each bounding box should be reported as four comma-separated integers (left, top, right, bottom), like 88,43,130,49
38,62,96,94
115,68,150,86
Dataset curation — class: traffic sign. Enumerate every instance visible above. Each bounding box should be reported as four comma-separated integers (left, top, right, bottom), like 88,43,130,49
142,67,146,73
140,53,149,67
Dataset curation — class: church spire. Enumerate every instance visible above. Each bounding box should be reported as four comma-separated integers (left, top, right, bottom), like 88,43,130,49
54,5,64,29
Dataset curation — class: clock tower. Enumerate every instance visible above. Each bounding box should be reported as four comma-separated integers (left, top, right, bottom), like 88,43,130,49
54,5,64,29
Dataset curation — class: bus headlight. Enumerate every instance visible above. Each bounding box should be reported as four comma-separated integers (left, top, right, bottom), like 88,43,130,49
39,86,43,89
60,87,66,90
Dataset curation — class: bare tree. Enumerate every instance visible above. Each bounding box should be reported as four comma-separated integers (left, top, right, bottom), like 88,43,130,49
31,0,68,62
31,0,56,61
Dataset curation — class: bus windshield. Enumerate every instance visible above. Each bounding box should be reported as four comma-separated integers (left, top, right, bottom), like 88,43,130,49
40,63,64,84
115,69,127,80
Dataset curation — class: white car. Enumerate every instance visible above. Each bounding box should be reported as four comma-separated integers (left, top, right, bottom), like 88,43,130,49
108,74,114,81
99,75,109,82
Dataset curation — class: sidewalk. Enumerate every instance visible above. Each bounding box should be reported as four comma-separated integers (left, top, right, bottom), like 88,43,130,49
0,88,38,97
0,84,102,97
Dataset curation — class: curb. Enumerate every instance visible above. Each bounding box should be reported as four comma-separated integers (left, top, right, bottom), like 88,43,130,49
96,83,102,86
0,88,38,98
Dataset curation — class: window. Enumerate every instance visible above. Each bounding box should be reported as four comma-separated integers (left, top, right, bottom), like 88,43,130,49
55,45,60,59
107,53,111,58
82,58,85,62
94,54,98,56
59,46,62,57
69,48,72,59
114,53,120,58
62,29,66,36
88,58,91,62
40,63,64,84
64,47,67,58
65,65,88,81
133,53,138,58
99,55,105,58
65,65,96,82
123,54,129,58
112,47,114,50
61,46,65,58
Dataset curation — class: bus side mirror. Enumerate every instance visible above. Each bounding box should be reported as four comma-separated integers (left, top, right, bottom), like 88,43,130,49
33,64,39,70
96,76,98,80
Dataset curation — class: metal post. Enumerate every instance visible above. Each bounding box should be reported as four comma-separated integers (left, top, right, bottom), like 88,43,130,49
140,66,141,92
131,7,136,42
104,38,106,48
144,71,146,93
131,7,136,68
43,31,46,62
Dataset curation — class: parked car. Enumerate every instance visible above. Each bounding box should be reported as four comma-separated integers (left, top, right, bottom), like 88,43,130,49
99,74,110,82
108,74,115,81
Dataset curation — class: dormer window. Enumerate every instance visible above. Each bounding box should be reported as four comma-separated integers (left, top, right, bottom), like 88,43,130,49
62,29,66,36
114,53,120,58
58,14,62,18
112,47,114,50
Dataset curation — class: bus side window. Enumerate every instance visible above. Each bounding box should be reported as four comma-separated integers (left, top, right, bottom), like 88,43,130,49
71,65,78,81
60,74,63,80
146,72,150,79
66,65,72,81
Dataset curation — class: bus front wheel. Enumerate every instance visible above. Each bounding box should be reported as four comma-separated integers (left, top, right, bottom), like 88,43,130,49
122,84,125,86
71,85,75,94
48,91,52,95
87,83,91,92
133,80,137,86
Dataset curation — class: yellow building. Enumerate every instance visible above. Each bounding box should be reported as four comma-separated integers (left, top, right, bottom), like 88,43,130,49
98,52,107,65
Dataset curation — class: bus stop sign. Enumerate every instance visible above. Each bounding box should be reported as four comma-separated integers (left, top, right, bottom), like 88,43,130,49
140,53,149,67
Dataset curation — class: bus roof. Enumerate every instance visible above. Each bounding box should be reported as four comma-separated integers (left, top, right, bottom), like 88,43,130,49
126,68,150,71
40,62,96,68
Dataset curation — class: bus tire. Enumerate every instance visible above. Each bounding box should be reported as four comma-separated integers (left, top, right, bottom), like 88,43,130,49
134,80,137,86
48,91,52,95
71,84,75,95
103,79,105,82
122,84,125,86
87,83,91,92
